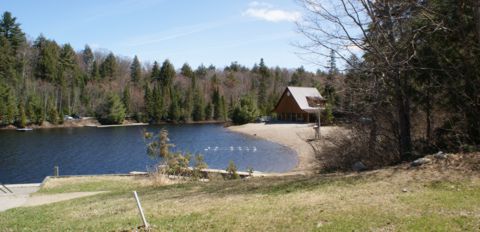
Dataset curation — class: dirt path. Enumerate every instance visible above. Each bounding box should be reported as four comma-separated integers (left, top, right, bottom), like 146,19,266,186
228,123,343,175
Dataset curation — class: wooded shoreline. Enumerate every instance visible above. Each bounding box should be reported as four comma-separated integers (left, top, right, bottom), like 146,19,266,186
0,118,228,130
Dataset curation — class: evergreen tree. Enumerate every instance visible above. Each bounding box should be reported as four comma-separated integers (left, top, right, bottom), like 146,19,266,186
231,95,258,125
327,49,338,75
122,85,131,115
144,85,153,120
152,85,164,122
220,95,227,121
47,98,59,125
100,52,116,79
257,58,270,115
212,88,222,120
0,36,15,81
180,63,193,78
159,59,175,88
130,55,141,83
91,60,100,80
34,36,60,82
96,93,126,125
168,89,180,122
0,11,25,53
195,64,207,79
82,45,94,78
205,102,213,120
289,66,306,86
192,88,205,121
150,61,160,80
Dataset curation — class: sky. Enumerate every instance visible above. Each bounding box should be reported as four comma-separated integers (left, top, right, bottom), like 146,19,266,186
1,0,322,71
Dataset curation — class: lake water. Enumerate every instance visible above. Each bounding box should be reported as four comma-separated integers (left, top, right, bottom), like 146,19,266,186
0,124,297,184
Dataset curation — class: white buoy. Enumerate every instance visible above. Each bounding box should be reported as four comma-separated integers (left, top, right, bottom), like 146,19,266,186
253,146,257,152
230,146,234,151
238,146,242,151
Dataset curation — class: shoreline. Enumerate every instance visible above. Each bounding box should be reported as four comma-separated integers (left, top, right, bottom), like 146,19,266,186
0,119,227,130
228,123,321,175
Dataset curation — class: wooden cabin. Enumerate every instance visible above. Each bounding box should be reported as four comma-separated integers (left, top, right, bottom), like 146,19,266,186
273,86,326,123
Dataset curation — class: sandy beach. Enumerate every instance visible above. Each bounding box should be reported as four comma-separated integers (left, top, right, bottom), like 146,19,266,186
228,123,341,175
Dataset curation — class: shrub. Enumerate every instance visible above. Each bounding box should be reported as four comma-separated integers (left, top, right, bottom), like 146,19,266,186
226,160,239,179
192,154,208,179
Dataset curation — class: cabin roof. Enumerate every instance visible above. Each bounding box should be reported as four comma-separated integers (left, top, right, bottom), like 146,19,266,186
273,86,324,114
287,86,324,112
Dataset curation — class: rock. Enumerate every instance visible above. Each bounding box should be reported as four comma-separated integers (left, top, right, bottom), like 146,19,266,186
402,188,408,192
352,161,367,172
411,157,432,166
433,151,448,159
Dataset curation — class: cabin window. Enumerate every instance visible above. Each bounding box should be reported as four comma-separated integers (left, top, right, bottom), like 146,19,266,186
306,96,323,107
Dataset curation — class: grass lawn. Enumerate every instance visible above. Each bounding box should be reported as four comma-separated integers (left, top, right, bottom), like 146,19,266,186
1,161,479,231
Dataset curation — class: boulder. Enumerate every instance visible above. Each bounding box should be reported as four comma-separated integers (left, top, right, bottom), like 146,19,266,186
411,157,432,166
433,151,448,159
352,161,367,172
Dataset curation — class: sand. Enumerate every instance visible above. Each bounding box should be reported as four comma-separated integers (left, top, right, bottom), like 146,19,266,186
228,123,341,175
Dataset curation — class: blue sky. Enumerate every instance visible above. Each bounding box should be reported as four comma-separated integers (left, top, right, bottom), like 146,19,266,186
1,0,321,70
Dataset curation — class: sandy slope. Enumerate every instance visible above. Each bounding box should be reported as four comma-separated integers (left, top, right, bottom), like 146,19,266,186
228,123,342,174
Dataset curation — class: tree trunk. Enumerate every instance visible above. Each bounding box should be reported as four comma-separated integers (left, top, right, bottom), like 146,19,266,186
395,73,413,160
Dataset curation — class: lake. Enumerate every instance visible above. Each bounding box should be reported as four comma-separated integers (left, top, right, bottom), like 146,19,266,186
0,124,297,184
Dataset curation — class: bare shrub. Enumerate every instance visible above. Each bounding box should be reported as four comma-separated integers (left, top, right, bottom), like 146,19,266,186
315,123,400,172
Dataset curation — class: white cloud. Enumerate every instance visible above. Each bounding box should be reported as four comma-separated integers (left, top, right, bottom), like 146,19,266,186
243,2,301,23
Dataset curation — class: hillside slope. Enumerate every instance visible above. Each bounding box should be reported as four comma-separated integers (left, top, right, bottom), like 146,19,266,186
0,153,479,231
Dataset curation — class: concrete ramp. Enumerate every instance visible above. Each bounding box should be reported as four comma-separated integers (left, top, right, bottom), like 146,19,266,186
0,183,105,212
0,183,40,212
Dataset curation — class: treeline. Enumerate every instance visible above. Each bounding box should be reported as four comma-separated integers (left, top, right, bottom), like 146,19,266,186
298,0,480,168
0,11,337,127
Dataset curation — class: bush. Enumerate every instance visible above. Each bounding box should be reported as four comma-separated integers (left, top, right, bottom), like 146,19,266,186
226,160,239,179
192,154,208,179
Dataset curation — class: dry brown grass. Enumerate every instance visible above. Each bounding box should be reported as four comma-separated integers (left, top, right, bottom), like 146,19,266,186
2,154,479,231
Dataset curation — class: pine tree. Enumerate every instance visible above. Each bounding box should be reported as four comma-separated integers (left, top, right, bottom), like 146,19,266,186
91,60,100,80
0,11,25,53
151,61,160,81
144,85,153,120
0,36,15,81
192,88,205,121
82,45,94,78
220,95,227,121
180,63,193,78
96,93,126,125
205,102,213,120
328,49,338,75
159,59,175,88
34,36,60,82
212,88,221,120
257,58,270,115
130,55,141,83
100,52,116,79
152,85,164,122
168,89,180,122
122,85,131,115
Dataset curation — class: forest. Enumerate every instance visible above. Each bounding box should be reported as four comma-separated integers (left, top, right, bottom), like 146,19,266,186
0,11,338,128
297,0,480,168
